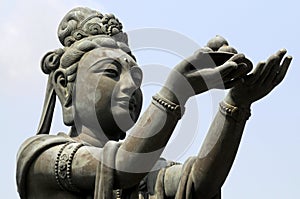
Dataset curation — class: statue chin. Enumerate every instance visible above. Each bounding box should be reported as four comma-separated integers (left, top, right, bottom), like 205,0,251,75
111,106,136,132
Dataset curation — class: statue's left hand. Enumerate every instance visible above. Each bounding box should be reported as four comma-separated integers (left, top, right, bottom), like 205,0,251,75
225,49,292,107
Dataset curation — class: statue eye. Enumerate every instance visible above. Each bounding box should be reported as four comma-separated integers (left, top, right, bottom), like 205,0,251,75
103,67,119,77
90,60,120,78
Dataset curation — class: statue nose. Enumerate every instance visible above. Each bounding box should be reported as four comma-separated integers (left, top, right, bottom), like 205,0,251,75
130,66,143,87
120,67,143,94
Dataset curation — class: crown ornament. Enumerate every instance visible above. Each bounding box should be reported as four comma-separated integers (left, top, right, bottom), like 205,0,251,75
58,7,128,47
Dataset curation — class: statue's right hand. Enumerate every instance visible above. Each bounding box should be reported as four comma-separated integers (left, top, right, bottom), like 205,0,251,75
159,51,252,105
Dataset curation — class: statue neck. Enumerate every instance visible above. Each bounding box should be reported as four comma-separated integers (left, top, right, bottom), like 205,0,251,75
71,125,108,147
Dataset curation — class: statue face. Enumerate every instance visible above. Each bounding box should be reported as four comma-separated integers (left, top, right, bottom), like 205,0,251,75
74,47,143,140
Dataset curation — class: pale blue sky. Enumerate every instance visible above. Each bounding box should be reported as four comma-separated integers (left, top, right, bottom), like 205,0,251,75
1,0,300,198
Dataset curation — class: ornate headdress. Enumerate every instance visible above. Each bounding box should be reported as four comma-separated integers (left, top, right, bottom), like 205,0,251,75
57,7,128,47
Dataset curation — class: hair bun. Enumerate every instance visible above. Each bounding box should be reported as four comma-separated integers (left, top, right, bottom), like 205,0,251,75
57,7,127,47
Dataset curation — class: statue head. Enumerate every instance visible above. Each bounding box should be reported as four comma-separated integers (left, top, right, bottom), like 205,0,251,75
37,7,143,141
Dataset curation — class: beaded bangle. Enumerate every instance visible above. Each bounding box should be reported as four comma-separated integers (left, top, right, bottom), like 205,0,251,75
55,142,70,191
219,101,251,121
66,143,84,192
55,142,84,193
166,161,181,167
113,189,122,199
152,94,185,119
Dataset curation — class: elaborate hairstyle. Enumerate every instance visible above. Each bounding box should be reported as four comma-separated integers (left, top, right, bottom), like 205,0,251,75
57,7,128,47
37,7,134,135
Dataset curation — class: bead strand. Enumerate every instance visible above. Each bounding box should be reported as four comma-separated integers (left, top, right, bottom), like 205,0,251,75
66,143,84,193
152,94,184,118
55,142,71,191
219,101,251,121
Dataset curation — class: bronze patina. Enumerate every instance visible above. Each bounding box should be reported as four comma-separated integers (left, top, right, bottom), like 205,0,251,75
16,7,292,199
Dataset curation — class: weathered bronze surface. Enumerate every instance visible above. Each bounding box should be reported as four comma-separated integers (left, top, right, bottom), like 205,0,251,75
16,7,292,199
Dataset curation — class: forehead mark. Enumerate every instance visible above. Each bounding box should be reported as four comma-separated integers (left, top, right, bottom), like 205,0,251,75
81,47,137,72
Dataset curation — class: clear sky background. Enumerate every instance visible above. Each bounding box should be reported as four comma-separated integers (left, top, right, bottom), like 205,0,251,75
1,0,299,198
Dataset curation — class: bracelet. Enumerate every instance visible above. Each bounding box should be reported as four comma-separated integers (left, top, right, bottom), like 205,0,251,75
152,94,185,119
166,160,181,167
113,189,122,198
55,142,70,191
55,142,84,193
219,101,251,121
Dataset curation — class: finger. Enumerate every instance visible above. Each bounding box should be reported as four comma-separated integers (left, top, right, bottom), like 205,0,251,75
187,62,237,90
248,61,265,84
273,56,292,86
261,48,286,75
235,62,252,77
229,53,253,71
229,53,246,63
217,61,238,77
223,78,244,89
222,63,249,82
275,48,287,60
259,54,280,84
263,49,288,84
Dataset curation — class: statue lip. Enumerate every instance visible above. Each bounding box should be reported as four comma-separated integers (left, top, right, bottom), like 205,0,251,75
114,96,137,122
115,96,136,111
115,98,129,108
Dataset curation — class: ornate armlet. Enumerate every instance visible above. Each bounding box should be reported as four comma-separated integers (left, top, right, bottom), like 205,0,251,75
219,101,251,122
55,142,84,193
152,94,185,119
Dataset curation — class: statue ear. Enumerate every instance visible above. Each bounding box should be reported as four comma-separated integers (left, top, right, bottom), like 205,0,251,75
52,69,74,126
53,69,68,99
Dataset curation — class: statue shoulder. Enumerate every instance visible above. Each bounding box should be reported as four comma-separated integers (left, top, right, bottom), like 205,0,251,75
16,133,74,198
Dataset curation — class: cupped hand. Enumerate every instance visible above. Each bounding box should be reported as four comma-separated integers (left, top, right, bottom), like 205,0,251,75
178,51,252,92
225,49,292,107
160,50,252,105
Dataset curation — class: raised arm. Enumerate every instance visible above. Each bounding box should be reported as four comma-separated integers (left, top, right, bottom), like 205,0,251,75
161,45,292,198
188,49,292,197
115,50,249,188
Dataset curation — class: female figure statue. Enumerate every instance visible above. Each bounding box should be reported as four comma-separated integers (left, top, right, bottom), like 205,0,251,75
16,7,292,199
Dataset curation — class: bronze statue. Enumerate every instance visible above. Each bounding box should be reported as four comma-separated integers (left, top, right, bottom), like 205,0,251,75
16,7,292,199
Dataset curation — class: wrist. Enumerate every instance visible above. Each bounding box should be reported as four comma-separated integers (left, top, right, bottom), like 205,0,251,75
224,92,252,109
219,100,251,122
158,87,189,107
152,92,185,119
161,67,196,106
